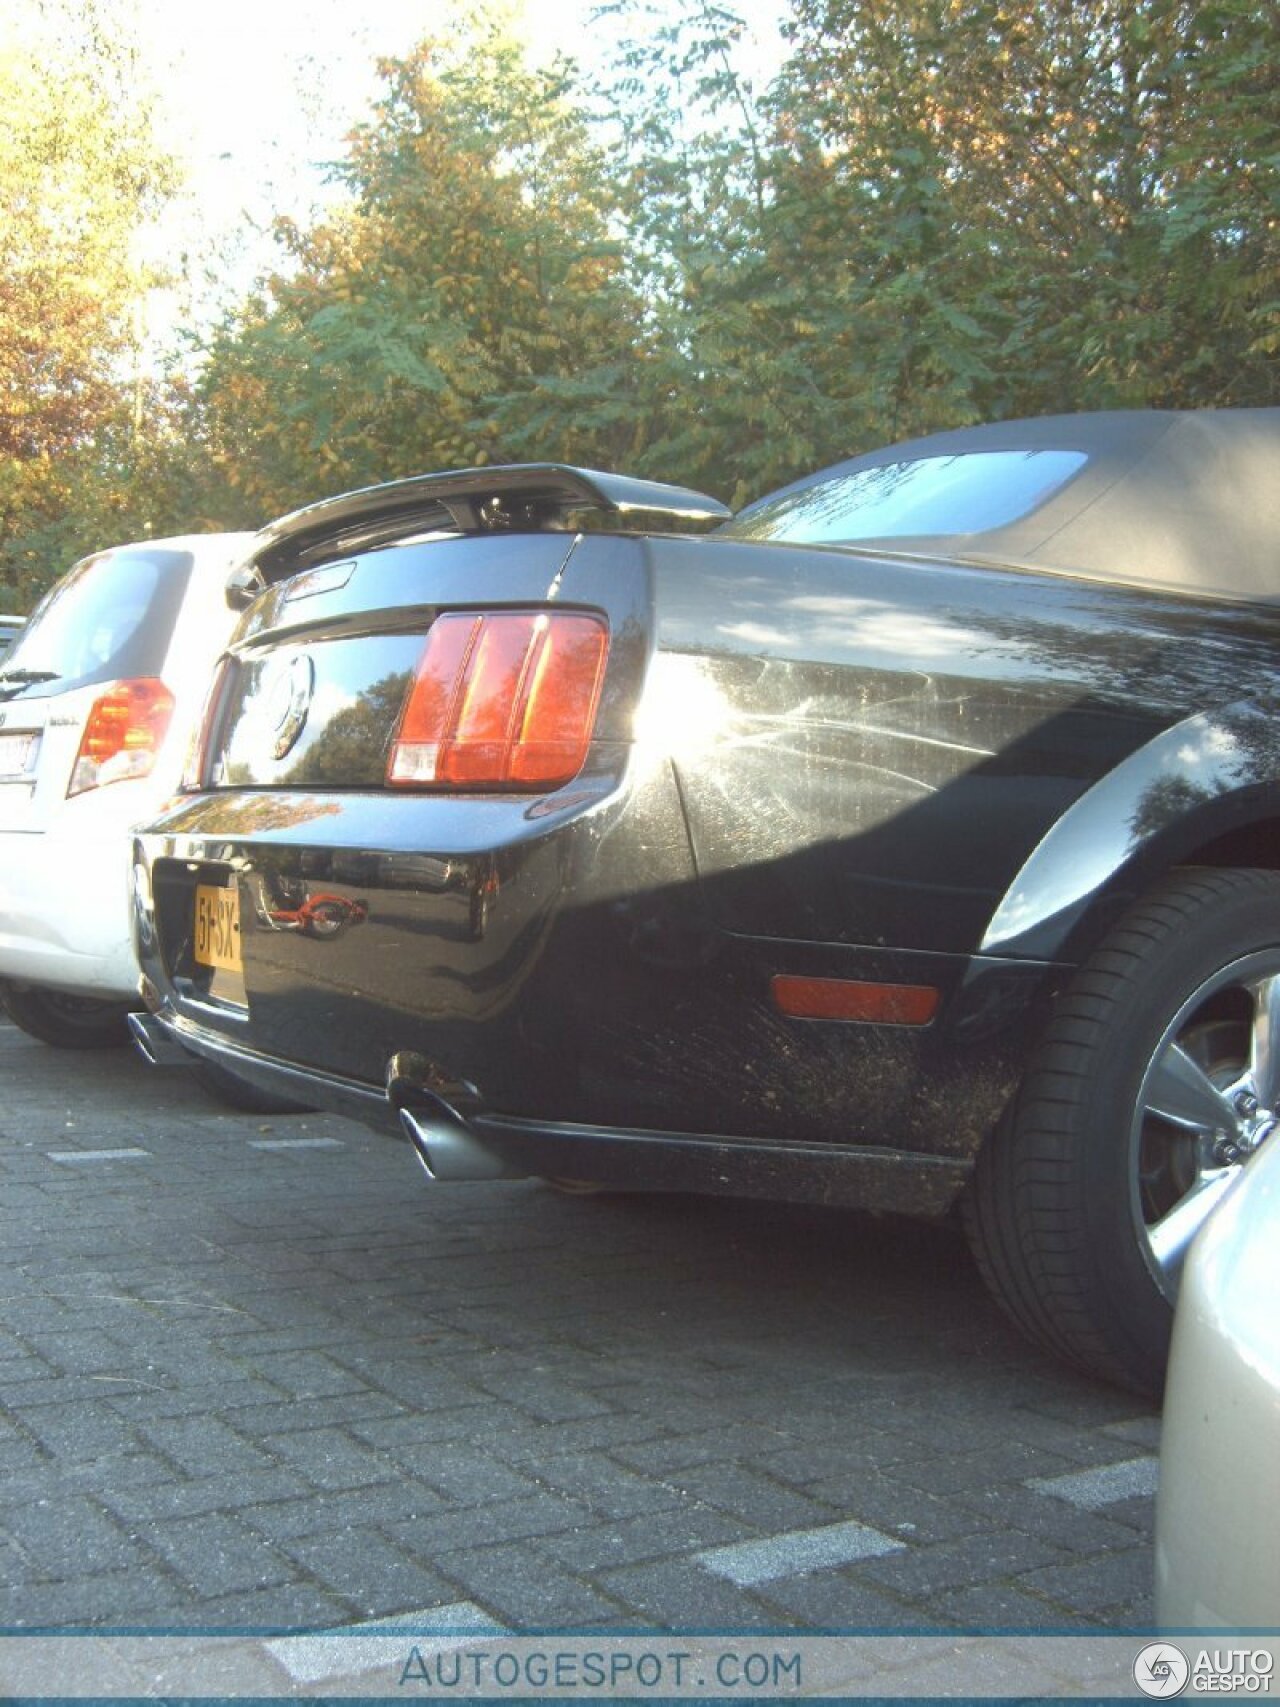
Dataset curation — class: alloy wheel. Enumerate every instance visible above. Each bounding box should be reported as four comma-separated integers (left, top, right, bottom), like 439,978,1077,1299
1131,950,1280,1295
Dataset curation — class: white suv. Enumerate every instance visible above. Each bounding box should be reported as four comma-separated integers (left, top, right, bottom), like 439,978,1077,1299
0,534,251,1054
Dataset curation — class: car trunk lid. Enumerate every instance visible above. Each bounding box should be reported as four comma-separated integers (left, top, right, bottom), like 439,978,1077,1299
203,532,586,790
200,465,729,793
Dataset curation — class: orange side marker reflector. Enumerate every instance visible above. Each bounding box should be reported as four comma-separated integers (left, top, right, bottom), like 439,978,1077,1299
771,974,939,1027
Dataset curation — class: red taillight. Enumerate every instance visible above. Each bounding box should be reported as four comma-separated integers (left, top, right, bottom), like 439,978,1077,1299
389,611,609,790
68,678,175,797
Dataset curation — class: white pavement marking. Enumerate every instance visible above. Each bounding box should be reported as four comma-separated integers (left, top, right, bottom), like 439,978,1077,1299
47,1148,150,1163
265,1604,504,1686
698,1519,906,1587
248,1136,345,1150
1027,1455,1160,1509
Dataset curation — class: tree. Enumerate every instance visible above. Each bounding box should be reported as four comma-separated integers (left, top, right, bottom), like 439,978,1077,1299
599,0,1277,501
0,0,177,603
196,18,642,519
590,1,809,501
775,0,1279,424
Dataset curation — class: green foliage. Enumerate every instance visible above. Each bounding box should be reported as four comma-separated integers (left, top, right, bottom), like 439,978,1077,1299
589,0,1277,498
0,380,247,608
771,0,1278,429
5,0,1277,587
0,1,182,602
196,19,641,518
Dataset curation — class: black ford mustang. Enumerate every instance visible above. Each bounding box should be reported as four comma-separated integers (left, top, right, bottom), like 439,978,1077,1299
132,409,1280,1393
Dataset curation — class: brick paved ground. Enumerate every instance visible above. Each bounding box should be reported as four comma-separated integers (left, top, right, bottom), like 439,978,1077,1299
0,1018,1160,1635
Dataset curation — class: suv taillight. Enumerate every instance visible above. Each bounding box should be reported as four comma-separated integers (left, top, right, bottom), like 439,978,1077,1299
68,678,175,797
388,610,609,790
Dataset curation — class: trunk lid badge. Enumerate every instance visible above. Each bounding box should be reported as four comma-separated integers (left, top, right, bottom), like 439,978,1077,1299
265,652,315,759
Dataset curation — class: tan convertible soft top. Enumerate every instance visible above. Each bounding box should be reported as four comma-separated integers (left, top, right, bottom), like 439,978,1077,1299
734,409,1280,603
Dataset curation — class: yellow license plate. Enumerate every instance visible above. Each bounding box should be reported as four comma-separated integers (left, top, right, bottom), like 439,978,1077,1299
194,883,242,972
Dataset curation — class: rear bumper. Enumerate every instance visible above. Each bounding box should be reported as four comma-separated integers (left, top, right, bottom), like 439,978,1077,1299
132,776,1065,1213
0,819,137,997
130,1004,975,1211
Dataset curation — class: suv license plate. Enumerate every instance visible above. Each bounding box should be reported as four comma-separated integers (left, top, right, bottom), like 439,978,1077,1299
0,732,35,777
194,884,242,972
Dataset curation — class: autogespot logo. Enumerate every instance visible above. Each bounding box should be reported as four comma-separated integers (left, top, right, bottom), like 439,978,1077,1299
1136,1643,1192,1698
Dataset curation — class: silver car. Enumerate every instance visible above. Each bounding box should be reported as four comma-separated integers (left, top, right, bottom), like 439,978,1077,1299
0,535,309,1117
0,535,251,1044
1155,1129,1280,1628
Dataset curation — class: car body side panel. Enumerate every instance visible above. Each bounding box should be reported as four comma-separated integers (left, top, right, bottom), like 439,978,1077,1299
983,702,1280,961
645,537,1280,958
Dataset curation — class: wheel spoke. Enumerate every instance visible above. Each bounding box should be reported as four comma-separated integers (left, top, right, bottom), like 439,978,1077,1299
1146,1168,1238,1283
1144,1042,1238,1136
1250,974,1280,1113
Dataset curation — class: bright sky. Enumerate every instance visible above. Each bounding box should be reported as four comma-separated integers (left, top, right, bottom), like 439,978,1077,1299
126,0,786,353
141,2,534,251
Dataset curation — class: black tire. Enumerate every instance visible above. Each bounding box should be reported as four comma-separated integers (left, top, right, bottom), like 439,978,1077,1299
189,1058,314,1115
0,984,133,1048
965,867,1280,1395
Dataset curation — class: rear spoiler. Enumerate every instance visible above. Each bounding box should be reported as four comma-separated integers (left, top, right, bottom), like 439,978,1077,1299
232,463,732,601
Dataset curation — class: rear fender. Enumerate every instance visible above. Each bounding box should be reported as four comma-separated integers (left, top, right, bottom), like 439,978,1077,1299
981,701,1280,962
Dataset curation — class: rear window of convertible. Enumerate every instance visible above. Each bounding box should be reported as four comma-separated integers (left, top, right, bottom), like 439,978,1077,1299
725,449,1087,546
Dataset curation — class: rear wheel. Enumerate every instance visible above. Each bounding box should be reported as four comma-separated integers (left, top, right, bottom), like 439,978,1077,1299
0,984,132,1048
965,868,1280,1394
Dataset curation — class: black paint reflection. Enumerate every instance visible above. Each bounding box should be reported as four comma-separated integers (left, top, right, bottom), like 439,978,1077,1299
248,871,369,940
283,671,411,786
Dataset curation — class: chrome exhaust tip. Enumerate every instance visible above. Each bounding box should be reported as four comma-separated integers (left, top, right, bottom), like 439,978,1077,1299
386,1049,524,1181
127,1011,193,1069
398,1105,523,1182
